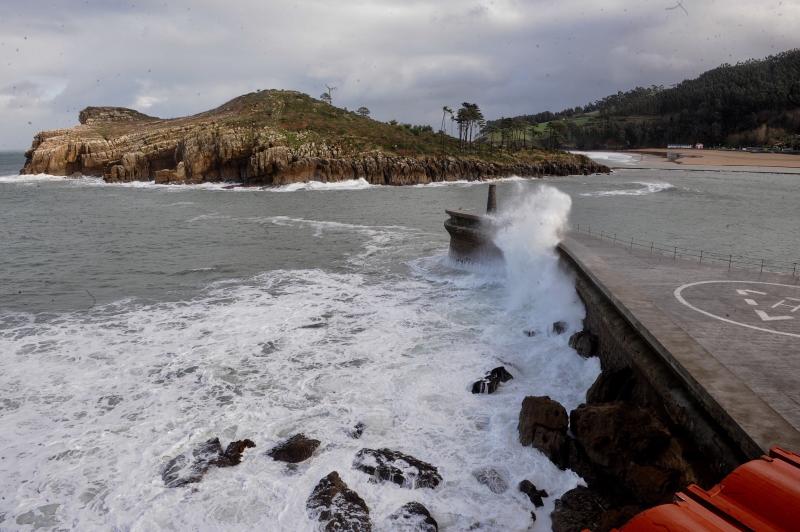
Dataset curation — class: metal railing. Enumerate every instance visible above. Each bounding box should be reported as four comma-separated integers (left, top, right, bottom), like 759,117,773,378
572,224,799,278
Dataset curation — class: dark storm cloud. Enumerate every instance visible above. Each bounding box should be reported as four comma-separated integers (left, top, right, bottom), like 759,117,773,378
0,0,797,148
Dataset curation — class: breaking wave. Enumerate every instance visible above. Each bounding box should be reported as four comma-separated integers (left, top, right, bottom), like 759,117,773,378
0,185,598,530
581,181,675,197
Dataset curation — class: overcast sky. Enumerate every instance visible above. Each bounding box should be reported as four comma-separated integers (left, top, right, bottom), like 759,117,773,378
0,0,797,149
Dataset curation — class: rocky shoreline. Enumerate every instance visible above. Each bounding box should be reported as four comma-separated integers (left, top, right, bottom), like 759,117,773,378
19,93,608,186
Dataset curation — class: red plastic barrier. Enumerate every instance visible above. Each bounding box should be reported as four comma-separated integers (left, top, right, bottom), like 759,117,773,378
618,447,800,532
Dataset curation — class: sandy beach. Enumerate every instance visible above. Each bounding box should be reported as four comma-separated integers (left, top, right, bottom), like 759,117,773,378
629,148,800,168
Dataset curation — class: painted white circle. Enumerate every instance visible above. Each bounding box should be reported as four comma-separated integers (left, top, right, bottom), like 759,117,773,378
674,280,800,338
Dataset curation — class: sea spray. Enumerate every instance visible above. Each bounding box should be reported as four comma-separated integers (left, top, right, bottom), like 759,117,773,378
0,184,601,531
492,185,585,333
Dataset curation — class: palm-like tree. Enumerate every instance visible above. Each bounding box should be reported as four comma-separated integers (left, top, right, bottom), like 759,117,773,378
440,106,453,148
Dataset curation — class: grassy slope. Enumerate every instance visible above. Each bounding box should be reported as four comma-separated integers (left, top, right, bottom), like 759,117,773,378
79,90,581,165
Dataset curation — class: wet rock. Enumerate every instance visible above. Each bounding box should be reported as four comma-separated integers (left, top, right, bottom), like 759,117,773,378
570,401,696,505
518,479,548,508
267,434,320,463
162,437,255,487
551,486,609,532
586,367,635,403
518,396,569,467
348,422,366,439
307,471,371,532
353,448,442,489
568,330,598,358
471,366,514,394
473,467,509,493
552,321,567,335
387,501,438,531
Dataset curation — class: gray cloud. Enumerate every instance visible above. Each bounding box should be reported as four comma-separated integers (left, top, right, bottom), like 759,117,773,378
0,0,797,148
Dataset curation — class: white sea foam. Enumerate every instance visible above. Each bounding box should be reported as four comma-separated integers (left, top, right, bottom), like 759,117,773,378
411,176,527,188
581,181,675,197
269,178,373,192
0,187,598,531
570,151,639,165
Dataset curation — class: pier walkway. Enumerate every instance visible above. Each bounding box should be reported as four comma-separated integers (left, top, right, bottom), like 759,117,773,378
559,232,800,455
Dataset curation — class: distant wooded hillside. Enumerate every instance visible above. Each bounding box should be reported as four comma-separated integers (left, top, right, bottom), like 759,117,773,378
485,50,800,150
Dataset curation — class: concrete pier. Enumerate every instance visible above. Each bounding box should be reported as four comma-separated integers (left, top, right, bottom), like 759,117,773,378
559,232,800,459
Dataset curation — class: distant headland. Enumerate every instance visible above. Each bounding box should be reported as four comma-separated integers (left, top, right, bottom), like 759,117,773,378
20,90,607,186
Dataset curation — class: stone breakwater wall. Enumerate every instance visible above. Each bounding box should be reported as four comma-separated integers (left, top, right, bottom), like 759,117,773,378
523,246,753,530
567,267,749,475
21,126,608,186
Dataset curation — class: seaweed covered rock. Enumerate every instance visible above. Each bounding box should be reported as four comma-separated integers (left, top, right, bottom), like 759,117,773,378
519,479,549,508
387,502,438,531
162,437,255,487
471,366,514,394
267,433,320,463
307,471,371,531
353,448,441,489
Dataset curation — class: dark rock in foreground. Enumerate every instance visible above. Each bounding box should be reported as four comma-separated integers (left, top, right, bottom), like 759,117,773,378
388,502,438,531
550,486,608,532
517,396,569,467
568,330,598,358
518,479,548,508
552,321,568,335
353,448,442,489
473,467,509,493
162,437,255,487
570,401,696,506
267,433,320,463
307,471,371,532
552,486,641,532
471,366,514,394
586,367,635,403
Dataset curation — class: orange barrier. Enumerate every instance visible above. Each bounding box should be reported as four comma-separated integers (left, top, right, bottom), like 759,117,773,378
618,447,800,531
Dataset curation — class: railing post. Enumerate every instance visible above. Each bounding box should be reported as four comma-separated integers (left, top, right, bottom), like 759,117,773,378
613,233,617,246
760,258,764,273
794,263,797,277
699,250,703,264
650,241,654,254
728,254,732,270
630,237,634,250
673,246,677,260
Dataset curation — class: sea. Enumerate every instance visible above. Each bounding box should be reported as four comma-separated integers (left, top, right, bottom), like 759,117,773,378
1,149,798,530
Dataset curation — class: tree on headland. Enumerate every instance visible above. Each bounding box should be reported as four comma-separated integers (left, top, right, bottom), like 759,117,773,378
440,106,453,148
357,106,370,117
455,103,485,150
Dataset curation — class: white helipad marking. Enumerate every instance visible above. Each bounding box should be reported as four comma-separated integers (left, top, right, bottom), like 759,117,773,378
744,298,758,306
674,280,800,338
754,309,793,322
736,289,766,296
772,298,800,313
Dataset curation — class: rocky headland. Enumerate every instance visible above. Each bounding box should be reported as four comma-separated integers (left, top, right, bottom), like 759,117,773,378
20,90,608,185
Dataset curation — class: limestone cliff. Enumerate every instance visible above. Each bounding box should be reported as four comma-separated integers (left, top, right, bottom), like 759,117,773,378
22,90,608,185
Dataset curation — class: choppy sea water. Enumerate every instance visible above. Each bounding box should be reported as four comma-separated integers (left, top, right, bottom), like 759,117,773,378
1,150,798,530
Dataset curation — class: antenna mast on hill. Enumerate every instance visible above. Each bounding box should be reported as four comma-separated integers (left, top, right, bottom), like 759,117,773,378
324,84,337,106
